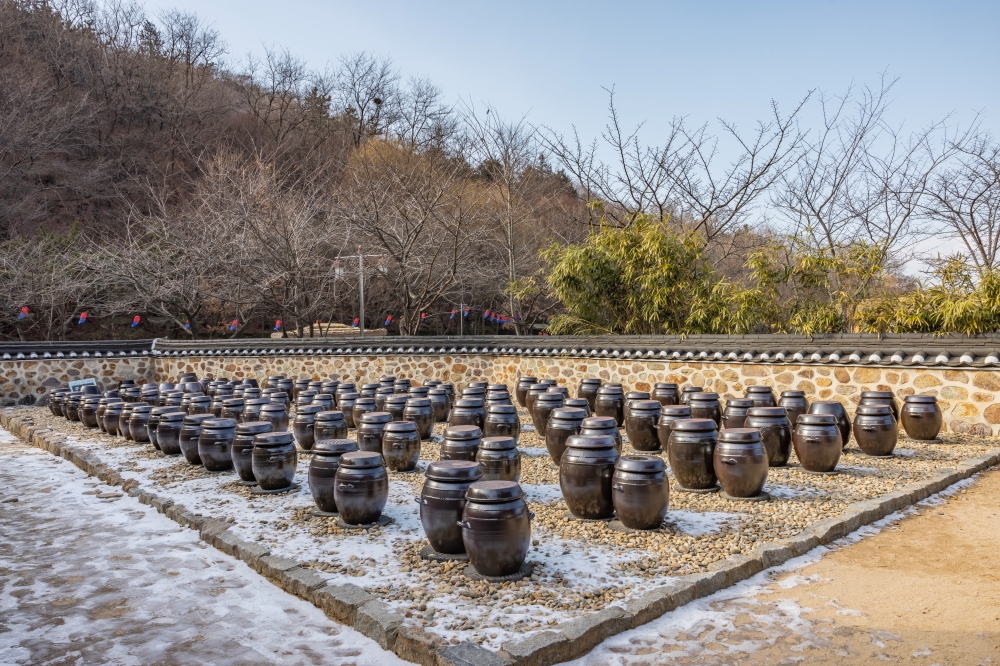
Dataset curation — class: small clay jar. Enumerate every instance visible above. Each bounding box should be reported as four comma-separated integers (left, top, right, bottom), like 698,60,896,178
64,392,83,422
384,393,410,421
408,386,430,399
307,380,324,394
651,383,680,406
379,376,396,389
264,375,282,390
745,385,777,408
335,451,389,525
360,383,379,398
155,410,186,455
900,395,943,440
485,390,513,408
275,378,294,397
242,388,262,400
338,393,360,428
441,425,482,462
119,403,136,441
95,397,115,432
476,436,521,482
594,384,626,426
625,400,662,452
722,398,754,429
147,406,175,449
809,401,851,449
563,398,592,417
467,380,488,391
312,393,334,412
269,392,290,409
853,404,898,456
49,388,70,416
425,380,442,388
374,386,394,411
233,421,272,483
440,383,455,402
128,404,153,443
624,391,651,419
102,401,124,435
209,394,228,418
295,390,318,408
656,405,693,450
745,406,792,467
612,455,669,530
579,415,623,452
188,395,212,416
179,413,216,465
560,434,620,519
460,480,532,577
79,396,102,428
449,398,486,430
403,397,434,440
336,382,358,408
486,383,508,399
382,420,421,472
293,378,311,402
357,411,392,454
428,388,450,423
220,398,245,422
779,390,809,427
161,391,183,408
714,428,769,498
252,431,297,491
418,461,483,554
461,387,486,402
680,386,704,405
242,398,270,423
577,377,602,412
393,378,412,395
121,386,142,403
198,418,237,471
260,402,289,433
515,376,538,407
312,411,348,443
292,404,323,451
545,407,587,464
309,438,358,512
859,391,900,423
793,413,843,472
667,418,719,490
484,404,521,443
689,392,722,428
524,384,549,413
351,398,375,429
321,381,341,400
531,391,565,434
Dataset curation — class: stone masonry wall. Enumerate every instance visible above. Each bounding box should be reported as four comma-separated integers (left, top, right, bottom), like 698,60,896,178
1,358,155,406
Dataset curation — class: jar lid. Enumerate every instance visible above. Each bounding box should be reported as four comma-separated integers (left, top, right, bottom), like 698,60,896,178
682,386,704,393
454,398,484,408
316,409,346,421
550,407,587,421
466,480,522,502
296,405,323,415
312,392,333,401
860,391,894,399
487,404,517,414
204,418,238,429
385,393,410,403
518,376,538,382
182,413,217,426
564,399,590,409
780,390,806,398
339,392,360,401
580,377,602,384
406,397,431,407
269,392,289,400
385,420,417,433
321,381,340,389
444,425,482,441
527,384,549,393
361,383,380,391
810,401,845,412
254,431,294,446
746,407,787,418
130,404,153,414
480,436,517,450
565,434,618,450
596,385,624,395
689,392,720,401
375,386,394,395
354,397,376,407
718,427,762,442
616,455,666,473
797,413,836,425
222,398,245,407
189,395,211,403
294,378,311,385
150,406,176,415
425,460,483,482
580,416,617,429
725,399,754,409
654,383,678,389
625,391,650,400
339,451,384,468
462,388,486,397
487,384,508,392
246,398,270,406
904,395,938,403
338,383,357,391
313,438,358,455
746,386,774,393
425,380,442,386
546,386,569,395
856,404,892,415
82,395,102,403
629,400,661,412
535,392,564,403
380,376,397,382
467,381,488,389
660,405,692,417
670,418,717,432
157,410,186,421
235,421,273,434
360,411,392,424
260,403,286,412
428,388,448,396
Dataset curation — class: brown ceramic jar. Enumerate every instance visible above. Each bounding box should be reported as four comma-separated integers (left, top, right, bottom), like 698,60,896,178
336,382,358,408
560,434,619,519
417,460,483,554
579,415,623,452
403,397,434,440
188,394,212,416
118,403,136,441
793,413,843,472
337,393,360,426
334,451,388,525
484,404,521,443
382,421,421,472
745,406,792,467
680,386,704,405
357,411,392,454
428,389,450,423
252,431,297,490
155,410,186,455
128,404,153,443
651,383,680,406
312,393,334,411
309,438,358,512
220,398,245,422
321,380,341,401
859,391,900,423
260,402,289,433
656,405,693,451
779,390,809,427
809,401,851,448
485,390,512,408
315,410,349,442
624,391,651,419
384,393,409,421
198,418,237,471
577,378,602,412
374,386,394,411
350,398,375,429
722,398,754,429
441,425,482,461
379,376,396,389
49,388,70,416
624,400,662,452
394,378,412,394
524,384,549,413
515,377,538,408
594,384,626,426
612,455,669,529
79,396,101,428
179,413,216,465
714,428,769,497
530,391,564,434
460,480,532,577
449,398,486,430
745,385,777,407
232,421,272,483
689,392,722,428
292,404,323,451
667,418,719,490
147,406,174,449
900,396,943,440
102,401,124,435
476,436,521,482
242,398,270,423
563,398,592,417
853,404,898,456
293,378,311,402
359,383,379,398
545,407,587,464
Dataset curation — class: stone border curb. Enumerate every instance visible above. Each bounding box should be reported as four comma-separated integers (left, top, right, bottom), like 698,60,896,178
3,408,999,666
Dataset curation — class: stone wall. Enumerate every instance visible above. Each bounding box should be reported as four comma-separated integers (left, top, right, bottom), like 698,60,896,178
1,357,154,405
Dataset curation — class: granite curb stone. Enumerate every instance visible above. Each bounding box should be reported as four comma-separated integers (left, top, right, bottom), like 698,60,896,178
355,599,405,650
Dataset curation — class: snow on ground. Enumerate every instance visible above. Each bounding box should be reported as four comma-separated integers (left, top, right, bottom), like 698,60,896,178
666,509,740,535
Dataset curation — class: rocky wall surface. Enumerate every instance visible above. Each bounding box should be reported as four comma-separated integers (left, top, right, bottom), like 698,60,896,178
1,358,154,405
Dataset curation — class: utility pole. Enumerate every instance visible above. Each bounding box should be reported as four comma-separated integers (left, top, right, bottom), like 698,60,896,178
358,249,365,339
459,302,463,336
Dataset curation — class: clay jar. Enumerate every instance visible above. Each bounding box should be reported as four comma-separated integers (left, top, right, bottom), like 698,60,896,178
460,480,531,577
79,396,101,428
382,421,421,472
309,438,358,513
233,421,272,483
379,376,396,389
188,395,212,416
779,391,809,428
745,406,792,467
485,390,512,408
96,397,116,432
178,414,215,464
102,401,124,435
292,404,323,451
579,415,623,452
314,410,348,442
809,401,851,449
403,397,434,440
147,406,175,449
577,378,602,411
49,388,70,416
656,405,693,451
384,393,409,421
221,398,245,422
295,390,318,408
722,398,754,429
484,404,521,443
394,378,412,395
252,431,298,491
242,398,270,423
336,382,358,408
901,396,943,440
515,376,538,407
624,400,662,452
359,383,379,398
859,391,900,423
524,384,549,413
563,398,591,417
428,389,450,423
624,391,651,419
155,411,186,455
65,392,83,422
544,407,586,464
128,404,153,443
351,398,375,429
651,383,680,406
276,379,294,397
374,386,394,411
293,378,310,402
530,391,564,434
312,394,334,411
198,418,237,471
793,413,843,472
441,425,482,461
667,418,719,490
689,392,722,428
594,384,626,426
118,403,136,441
745,386,777,407
560,434,620,519
612,455,669,530
334,451,388,525
321,381,341,400
477,436,521,482
680,386,704,405
417,460,483,555
260,402,289,433
449,398,486,430
714,428,769,498
161,391,183,408
121,386,141,403
357,411,392,454
853,404,898,456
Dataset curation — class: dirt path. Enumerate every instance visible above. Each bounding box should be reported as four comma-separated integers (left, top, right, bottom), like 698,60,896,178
572,468,1000,665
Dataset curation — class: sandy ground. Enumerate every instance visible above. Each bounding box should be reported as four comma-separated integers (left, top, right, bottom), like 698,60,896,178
571,468,1000,665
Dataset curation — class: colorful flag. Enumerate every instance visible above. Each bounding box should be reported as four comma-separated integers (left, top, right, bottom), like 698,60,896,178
77,311,88,325
483,309,490,319
351,317,359,328
17,306,28,320
450,309,456,320
130,315,141,328
463,308,470,317
184,319,191,330
420,312,426,322
384,315,393,326
229,319,238,331
274,320,282,331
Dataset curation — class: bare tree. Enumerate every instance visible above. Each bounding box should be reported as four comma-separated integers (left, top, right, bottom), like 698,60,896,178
333,52,400,146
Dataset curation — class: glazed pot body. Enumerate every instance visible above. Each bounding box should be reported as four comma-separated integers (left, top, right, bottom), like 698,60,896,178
579,416,623,452
128,407,152,443
560,435,620,519
382,423,421,472
515,377,538,408
779,391,809,428
593,385,625,426
334,455,389,525
612,457,669,529
260,404,289,433
241,398,269,423
460,483,531,577
901,397,943,440
232,422,272,482
524,385,547,413
859,391,900,423
449,399,485,430
156,413,185,455
418,461,483,554
809,401,851,448
103,405,124,436
187,396,211,416
722,399,754,430
338,394,360,427
656,406,693,451
853,406,898,456
403,399,434,440
119,404,135,441
476,438,521,482
530,393,564,434
545,409,586,464
428,389,450,422
357,412,391,454
221,399,245,422
680,387,704,405
793,416,843,472
312,394,334,411
483,405,521,443
714,429,769,497
79,398,101,428
667,420,719,490
49,389,70,416
309,439,358,512
374,387,394,411
179,416,215,465
688,393,722,428
441,425,482,462
198,421,237,471
624,391,651,420
252,433,298,490
577,378,602,411
147,407,174,449
314,412,349,442
745,407,792,467
384,395,409,422
745,386,777,408
624,401,661,451
651,383,679,406
292,412,318,451
351,398,376,429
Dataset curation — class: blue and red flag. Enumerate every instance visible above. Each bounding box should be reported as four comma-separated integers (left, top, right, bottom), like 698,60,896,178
351,317,359,328
17,306,28,320
131,315,141,328
384,315,393,327
450,309,456,320
274,319,282,332
463,308,470,317
77,311,88,325
483,309,490,319
420,312,426,322
229,319,238,331
184,319,191,330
